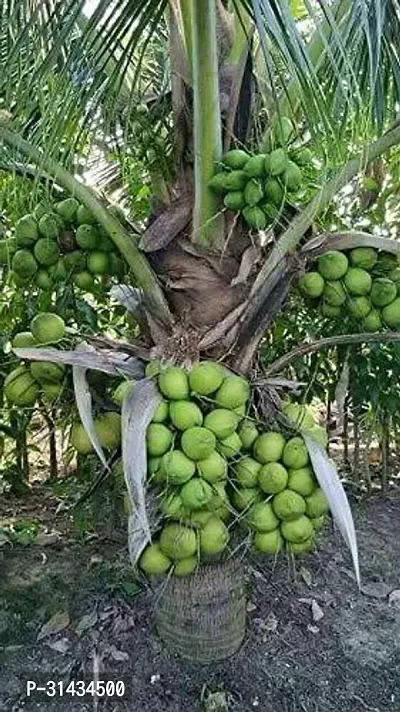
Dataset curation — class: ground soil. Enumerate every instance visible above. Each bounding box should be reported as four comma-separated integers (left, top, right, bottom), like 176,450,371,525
0,492,399,712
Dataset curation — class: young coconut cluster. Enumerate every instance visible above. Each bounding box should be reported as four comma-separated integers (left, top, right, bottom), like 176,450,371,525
1,198,126,292
6,313,66,407
139,362,330,578
208,118,313,231
299,248,400,330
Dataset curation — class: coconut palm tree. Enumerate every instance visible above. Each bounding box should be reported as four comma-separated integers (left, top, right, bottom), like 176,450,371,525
2,0,400,575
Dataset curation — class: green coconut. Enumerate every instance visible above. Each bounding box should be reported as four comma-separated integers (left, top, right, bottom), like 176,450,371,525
38,214,59,240
350,247,378,271
204,409,238,439
287,467,316,496
323,281,347,306
63,250,87,271
169,400,203,430
70,422,93,454
35,270,53,290
12,249,38,279
160,493,186,519
281,515,314,543
347,296,372,318
244,154,267,178
242,206,267,230
30,312,65,343
310,514,326,531
222,149,249,170
305,488,329,518
140,543,172,575
189,361,224,395
76,224,98,250
197,450,227,483
73,271,95,291
269,148,288,176
152,400,169,423
382,297,400,327
112,380,135,406
30,361,65,384
283,161,302,191
282,402,315,429
232,487,261,511
181,426,216,461
76,204,96,225
247,502,279,533
41,383,63,405
145,359,162,377
344,267,372,295
173,556,197,577
376,252,399,274
188,510,213,527
208,172,229,194
12,331,37,348
317,251,349,280
34,239,60,266
56,198,79,225
209,481,229,509
224,191,245,211
158,366,189,400
15,215,39,247
159,523,197,560
0,237,17,264
362,309,382,332
254,528,283,554
87,251,109,275
282,437,309,469
287,536,315,554
272,489,306,520
292,147,312,166
224,170,248,192
238,420,259,450
215,375,250,409
147,456,161,476
161,449,195,485
199,516,229,555
233,457,261,487
180,478,214,510
321,303,342,318
244,180,264,206
146,423,173,457
258,462,288,494
95,412,121,449
299,272,325,298
253,431,286,463
370,278,397,307
216,432,242,458
4,367,39,407
264,177,284,207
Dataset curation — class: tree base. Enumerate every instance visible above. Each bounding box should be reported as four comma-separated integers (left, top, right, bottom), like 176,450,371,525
154,559,246,663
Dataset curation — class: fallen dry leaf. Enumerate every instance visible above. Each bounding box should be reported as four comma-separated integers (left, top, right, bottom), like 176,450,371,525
300,567,313,587
311,600,324,622
109,645,129,662
37,612,70,641
388,590,400,608
46,638,71,654
361,582,392,599
75,609,98,637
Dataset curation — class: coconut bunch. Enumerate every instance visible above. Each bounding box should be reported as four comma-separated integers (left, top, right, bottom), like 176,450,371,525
1,198,126,292
299,248,400,329
138,362,331,578
5,313,67,408
208,117,312,231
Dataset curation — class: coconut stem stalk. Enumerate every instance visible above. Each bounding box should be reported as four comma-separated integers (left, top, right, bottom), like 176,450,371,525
191,0,224,248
